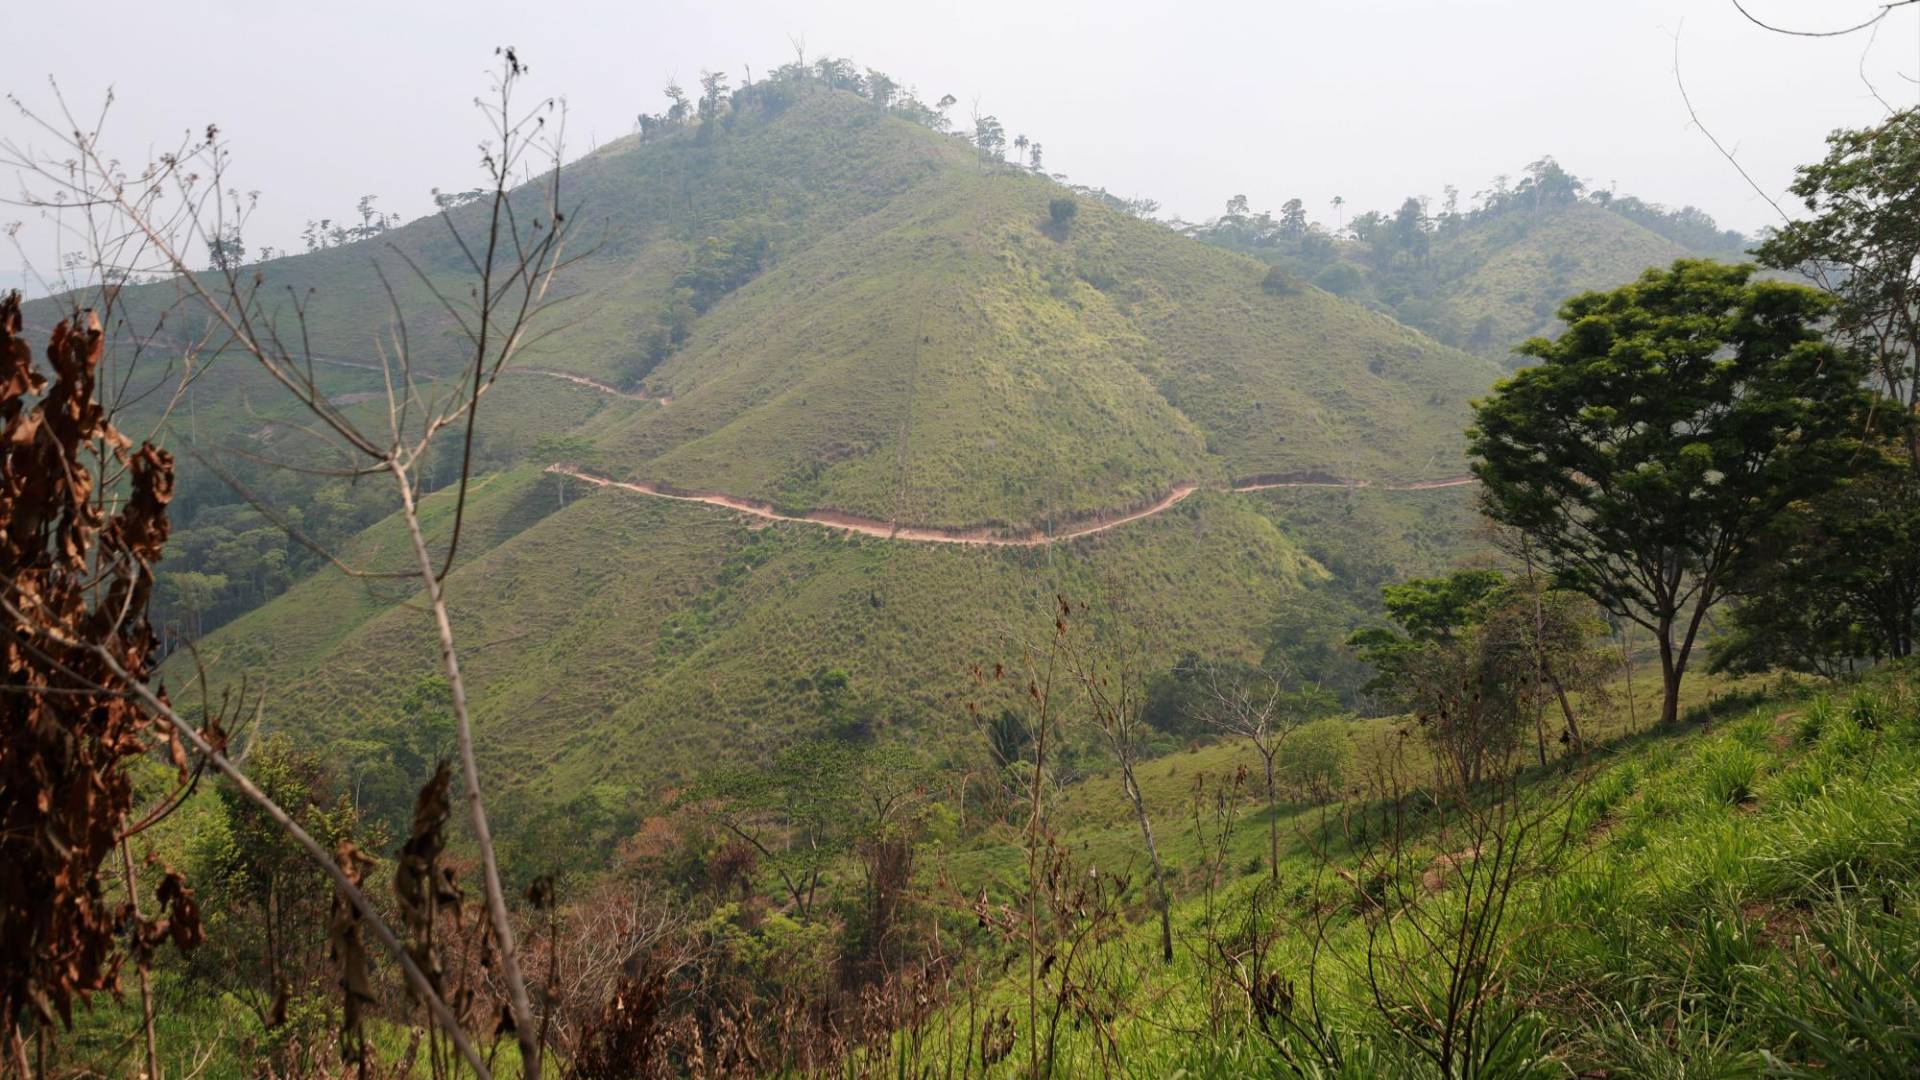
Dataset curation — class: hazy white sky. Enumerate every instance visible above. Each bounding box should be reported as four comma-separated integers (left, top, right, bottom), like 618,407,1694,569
6,0,1918,279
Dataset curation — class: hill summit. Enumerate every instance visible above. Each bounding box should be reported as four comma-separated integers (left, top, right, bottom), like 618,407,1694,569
489,84,1504,530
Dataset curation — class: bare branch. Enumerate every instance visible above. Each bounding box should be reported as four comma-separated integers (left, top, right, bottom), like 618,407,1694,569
1730,0,1917,38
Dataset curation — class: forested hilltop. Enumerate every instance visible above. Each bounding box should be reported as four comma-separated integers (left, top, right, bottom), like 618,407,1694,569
1185,156,1750,361
7,35,1920,1080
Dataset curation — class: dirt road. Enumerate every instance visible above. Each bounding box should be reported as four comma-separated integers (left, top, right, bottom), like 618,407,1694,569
1233,475,1476,493
548,465,1475,547
547,465,1201,546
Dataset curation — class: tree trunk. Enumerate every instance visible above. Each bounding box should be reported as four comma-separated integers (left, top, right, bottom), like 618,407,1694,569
1620,627,1638,734
394,463,540,1078
1524,542,1549,767
1548,672,1584,754
1660,666,1683,728
1657,620,1682,727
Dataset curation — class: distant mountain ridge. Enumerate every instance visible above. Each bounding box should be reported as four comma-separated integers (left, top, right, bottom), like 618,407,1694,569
1186,159,1749,362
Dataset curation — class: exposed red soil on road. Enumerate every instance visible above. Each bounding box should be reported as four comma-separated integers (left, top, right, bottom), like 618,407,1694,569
1232,472,1477,492
547,465,1200,546
549,465,1478,547
514,368,668,402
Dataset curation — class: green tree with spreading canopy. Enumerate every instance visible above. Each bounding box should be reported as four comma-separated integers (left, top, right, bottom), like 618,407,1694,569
1756,108,1920,472
1714,434,1920,677
1469,260,1869,726
1352,567,1616,780
974,114,1007,163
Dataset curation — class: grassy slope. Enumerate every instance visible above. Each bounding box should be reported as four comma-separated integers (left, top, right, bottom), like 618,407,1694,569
181,471,1478,806
1244,479,1483,580
81,88,1499,532
580,92,1501,526
1095,220,1494,488
926,659,1920,1076
190,483,1323,797
594,164,1220,528
1431,202,1753,362
156,87,1505,802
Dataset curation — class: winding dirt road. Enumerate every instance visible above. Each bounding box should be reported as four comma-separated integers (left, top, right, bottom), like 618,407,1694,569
1234,474,1476,493
548,465,1476,548
511,368,667,402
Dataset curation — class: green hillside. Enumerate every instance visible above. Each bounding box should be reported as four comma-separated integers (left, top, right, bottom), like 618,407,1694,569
189,477,1319,795
907,660,1920,1078
135,79,1505,817
108,88,1498,528
588,114,1499,524
1429,202,1705,356
1192,162,1749,362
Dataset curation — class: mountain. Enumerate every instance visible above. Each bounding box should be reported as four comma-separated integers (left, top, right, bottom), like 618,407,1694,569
1191,166,1750,363
1420,201,1747,359
122,78,1502,819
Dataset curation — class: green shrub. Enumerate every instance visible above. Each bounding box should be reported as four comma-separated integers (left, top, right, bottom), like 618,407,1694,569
1795,695,1835,745
1261,265,1302,295
1821,710,1872,758
1541,865,1632,929
1278,719,1352,802
1653,817,1761,910
1847,687,1886,731
1758,776,1920,892
1700,742,1763,806
1312,262,1363,296
1767,757,1832,807
1575,762,1639,830
1753,891,1920,1076
1689,912,1764,1001
1582,1002,1765,1079
1729,713,1772,749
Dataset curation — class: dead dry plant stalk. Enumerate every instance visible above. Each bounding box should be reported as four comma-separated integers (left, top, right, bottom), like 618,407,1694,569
1326,725,1584,1079
119,840,161,1080
1060,595,1175,965
1201,662,1317,882
2,48,582,1076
